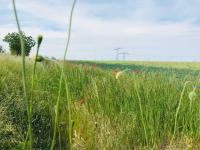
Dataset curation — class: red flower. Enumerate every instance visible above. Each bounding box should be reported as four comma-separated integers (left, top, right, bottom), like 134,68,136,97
92,64,97,69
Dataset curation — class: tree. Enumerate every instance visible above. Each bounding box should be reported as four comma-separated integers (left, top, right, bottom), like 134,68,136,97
0,45,5,53
3,32,36,56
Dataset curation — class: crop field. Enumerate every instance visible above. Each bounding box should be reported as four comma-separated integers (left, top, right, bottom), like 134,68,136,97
1,53,200,149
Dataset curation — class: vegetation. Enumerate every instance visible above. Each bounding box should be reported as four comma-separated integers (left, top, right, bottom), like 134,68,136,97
0,54,200,149
1,0,200,149
0,45,5,53
3,32,35,56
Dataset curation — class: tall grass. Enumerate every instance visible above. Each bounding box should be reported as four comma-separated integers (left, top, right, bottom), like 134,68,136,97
50,0,77,149
12,0,33,149
23,35,43,149
1,55,200,149
170,81,191,146
1,0,200,149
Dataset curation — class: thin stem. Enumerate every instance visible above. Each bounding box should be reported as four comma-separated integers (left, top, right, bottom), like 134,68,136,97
50,0,77,149
135,84,148,146
64,76,72,150
170,81,191,145
23,37,42,149
23,128,30,150
12,0,33,149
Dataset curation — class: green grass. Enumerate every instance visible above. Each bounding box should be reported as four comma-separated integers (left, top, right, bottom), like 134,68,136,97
1,53,200,149
3,1,199,149
89,60,200,70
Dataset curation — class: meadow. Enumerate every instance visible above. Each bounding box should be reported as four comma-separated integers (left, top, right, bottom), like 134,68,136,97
1,53,200,149
1,0,200,149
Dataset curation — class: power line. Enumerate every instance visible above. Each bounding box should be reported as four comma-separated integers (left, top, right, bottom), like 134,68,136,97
114,47,123,60
118,52,130,60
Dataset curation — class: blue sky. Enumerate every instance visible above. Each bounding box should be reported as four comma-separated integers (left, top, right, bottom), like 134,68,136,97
1,0,200,61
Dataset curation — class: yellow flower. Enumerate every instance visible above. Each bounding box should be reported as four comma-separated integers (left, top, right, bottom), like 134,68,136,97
115,69,129,79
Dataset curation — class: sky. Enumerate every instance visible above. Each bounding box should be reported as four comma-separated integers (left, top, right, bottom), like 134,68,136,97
0,0,200,61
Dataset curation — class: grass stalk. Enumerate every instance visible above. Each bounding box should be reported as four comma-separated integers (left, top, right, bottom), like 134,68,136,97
170,81,191,145
64,77,72,149
12,0,33,149
50,0,77,149
135,84,148,146
23,35,43,149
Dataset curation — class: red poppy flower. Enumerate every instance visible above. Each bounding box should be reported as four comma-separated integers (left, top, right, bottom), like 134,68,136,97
92,64,97,69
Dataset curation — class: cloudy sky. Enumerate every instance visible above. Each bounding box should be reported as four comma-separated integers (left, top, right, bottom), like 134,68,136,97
0,0,200,61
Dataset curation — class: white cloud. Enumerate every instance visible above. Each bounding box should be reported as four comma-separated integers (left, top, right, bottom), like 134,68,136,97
1,0,200,61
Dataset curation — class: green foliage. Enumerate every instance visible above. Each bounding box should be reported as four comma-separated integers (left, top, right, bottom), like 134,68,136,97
3,32,35,56
0,106,23,149
0,46,5,53
1,55,200,149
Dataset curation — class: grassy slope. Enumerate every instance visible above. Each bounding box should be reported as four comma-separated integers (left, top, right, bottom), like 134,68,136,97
1,54,200,149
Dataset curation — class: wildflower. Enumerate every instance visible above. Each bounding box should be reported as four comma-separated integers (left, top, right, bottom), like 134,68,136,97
115,69,130,79
92,64,97,69
188,91,197,101
116,71,123,79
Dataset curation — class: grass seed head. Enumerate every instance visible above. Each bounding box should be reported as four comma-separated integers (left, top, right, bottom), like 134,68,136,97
37,35,43,48
188,91,197,101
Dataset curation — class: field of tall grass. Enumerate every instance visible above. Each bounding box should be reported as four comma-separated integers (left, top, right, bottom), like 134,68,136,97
1,0,200,149
1,53,200,149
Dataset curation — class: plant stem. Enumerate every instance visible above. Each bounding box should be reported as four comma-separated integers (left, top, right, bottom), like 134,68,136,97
12,0,33,149
170,81,191,145
23,38,42,150
50,1,77,149
135,84,148,146
64,77,72,150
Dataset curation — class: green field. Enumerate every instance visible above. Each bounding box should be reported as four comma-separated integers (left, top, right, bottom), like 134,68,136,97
1,53,200,149
88,60,200,70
